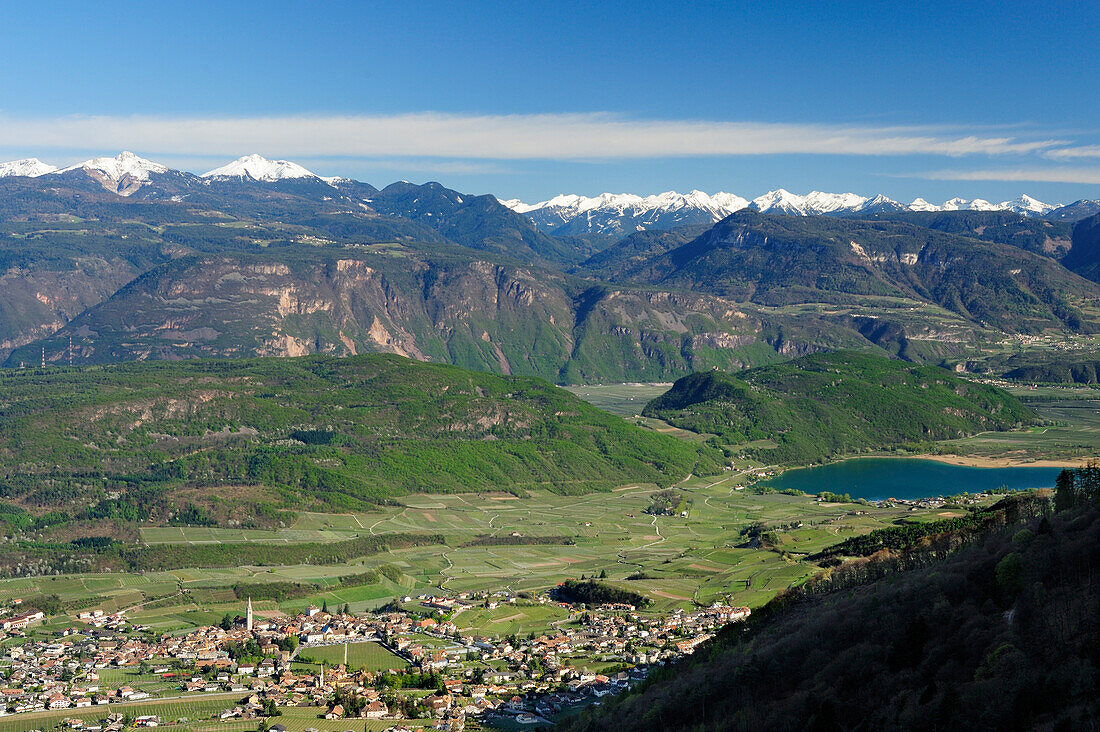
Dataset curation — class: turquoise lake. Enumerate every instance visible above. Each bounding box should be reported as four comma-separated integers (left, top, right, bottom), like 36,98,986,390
763,458,1063,501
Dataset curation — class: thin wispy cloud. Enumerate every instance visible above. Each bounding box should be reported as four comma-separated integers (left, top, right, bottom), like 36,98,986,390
0,112,1073,162
146,156,514,178
903,167,1100,185
1044,145,1100,160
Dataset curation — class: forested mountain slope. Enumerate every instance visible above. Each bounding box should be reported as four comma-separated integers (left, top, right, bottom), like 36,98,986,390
0,354,723,516
643,351,1033,464
2,175,1099,383
366,181,579,265
619,211,1100,334
8,246,910,383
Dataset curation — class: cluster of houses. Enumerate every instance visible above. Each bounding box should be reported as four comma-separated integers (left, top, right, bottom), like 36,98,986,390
0,592,749,728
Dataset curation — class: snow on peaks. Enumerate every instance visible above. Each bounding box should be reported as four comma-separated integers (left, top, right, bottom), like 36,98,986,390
502,188,1068,234
751,189,869,215
0,158,58,178
202,154,319,182
61,151,169,181
503,190,749,218
1002,194,1060,216
54,152,171,196
917,196,1060,215
498,190,749,235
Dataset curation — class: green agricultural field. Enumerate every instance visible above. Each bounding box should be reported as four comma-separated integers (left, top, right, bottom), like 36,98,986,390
0,696,427,732
94,667,178,697
0,694,241,732
0,471,977,638
141,525,362,545
563,382,673,416
244,706,429,731
296,640,407,672
944,389,1100,461
455,603,573,636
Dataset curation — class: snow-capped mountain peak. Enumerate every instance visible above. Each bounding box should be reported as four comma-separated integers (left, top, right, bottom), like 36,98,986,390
751,189,870,215
59,151,168,180
750,188,801,214
54,151,171,196
940,197,999,211
202,154,320,182
0,158,58,178
1001,194,1060,217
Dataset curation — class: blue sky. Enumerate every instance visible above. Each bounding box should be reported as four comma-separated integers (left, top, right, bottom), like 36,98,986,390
1,0,1098,202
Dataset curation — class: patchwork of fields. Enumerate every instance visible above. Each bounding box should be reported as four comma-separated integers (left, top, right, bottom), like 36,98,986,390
947,391,1100,461
7,475,954,638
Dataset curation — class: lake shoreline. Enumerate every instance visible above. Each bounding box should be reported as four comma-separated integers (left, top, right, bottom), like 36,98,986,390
909,454,1089,469
764,456,1065,501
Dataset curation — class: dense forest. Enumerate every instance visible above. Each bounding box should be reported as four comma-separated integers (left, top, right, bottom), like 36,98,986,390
557,579,652,608
643,350,1033,464
0,354,720,506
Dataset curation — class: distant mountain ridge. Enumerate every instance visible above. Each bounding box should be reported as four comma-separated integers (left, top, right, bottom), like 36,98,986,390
0,151,347,198
608,210,1100,338
0,152,1090,223
503,189,1095,234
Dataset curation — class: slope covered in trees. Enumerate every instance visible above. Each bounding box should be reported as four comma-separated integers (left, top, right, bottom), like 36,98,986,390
0,355,723,519
643,351,1033,464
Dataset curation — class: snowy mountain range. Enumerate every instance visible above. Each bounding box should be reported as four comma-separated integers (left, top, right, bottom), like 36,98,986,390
500,190,752,236
501,189,1072,235
0,152,1094,225
0,152,342,197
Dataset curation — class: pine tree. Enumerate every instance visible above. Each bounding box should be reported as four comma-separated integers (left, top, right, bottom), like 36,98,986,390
1055,469,1077,511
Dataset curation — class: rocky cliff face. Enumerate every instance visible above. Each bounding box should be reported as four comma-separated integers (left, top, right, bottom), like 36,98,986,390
8,251,826,382
0,255,164,361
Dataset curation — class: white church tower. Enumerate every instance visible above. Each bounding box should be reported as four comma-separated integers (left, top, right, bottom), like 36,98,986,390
246,597,253,631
